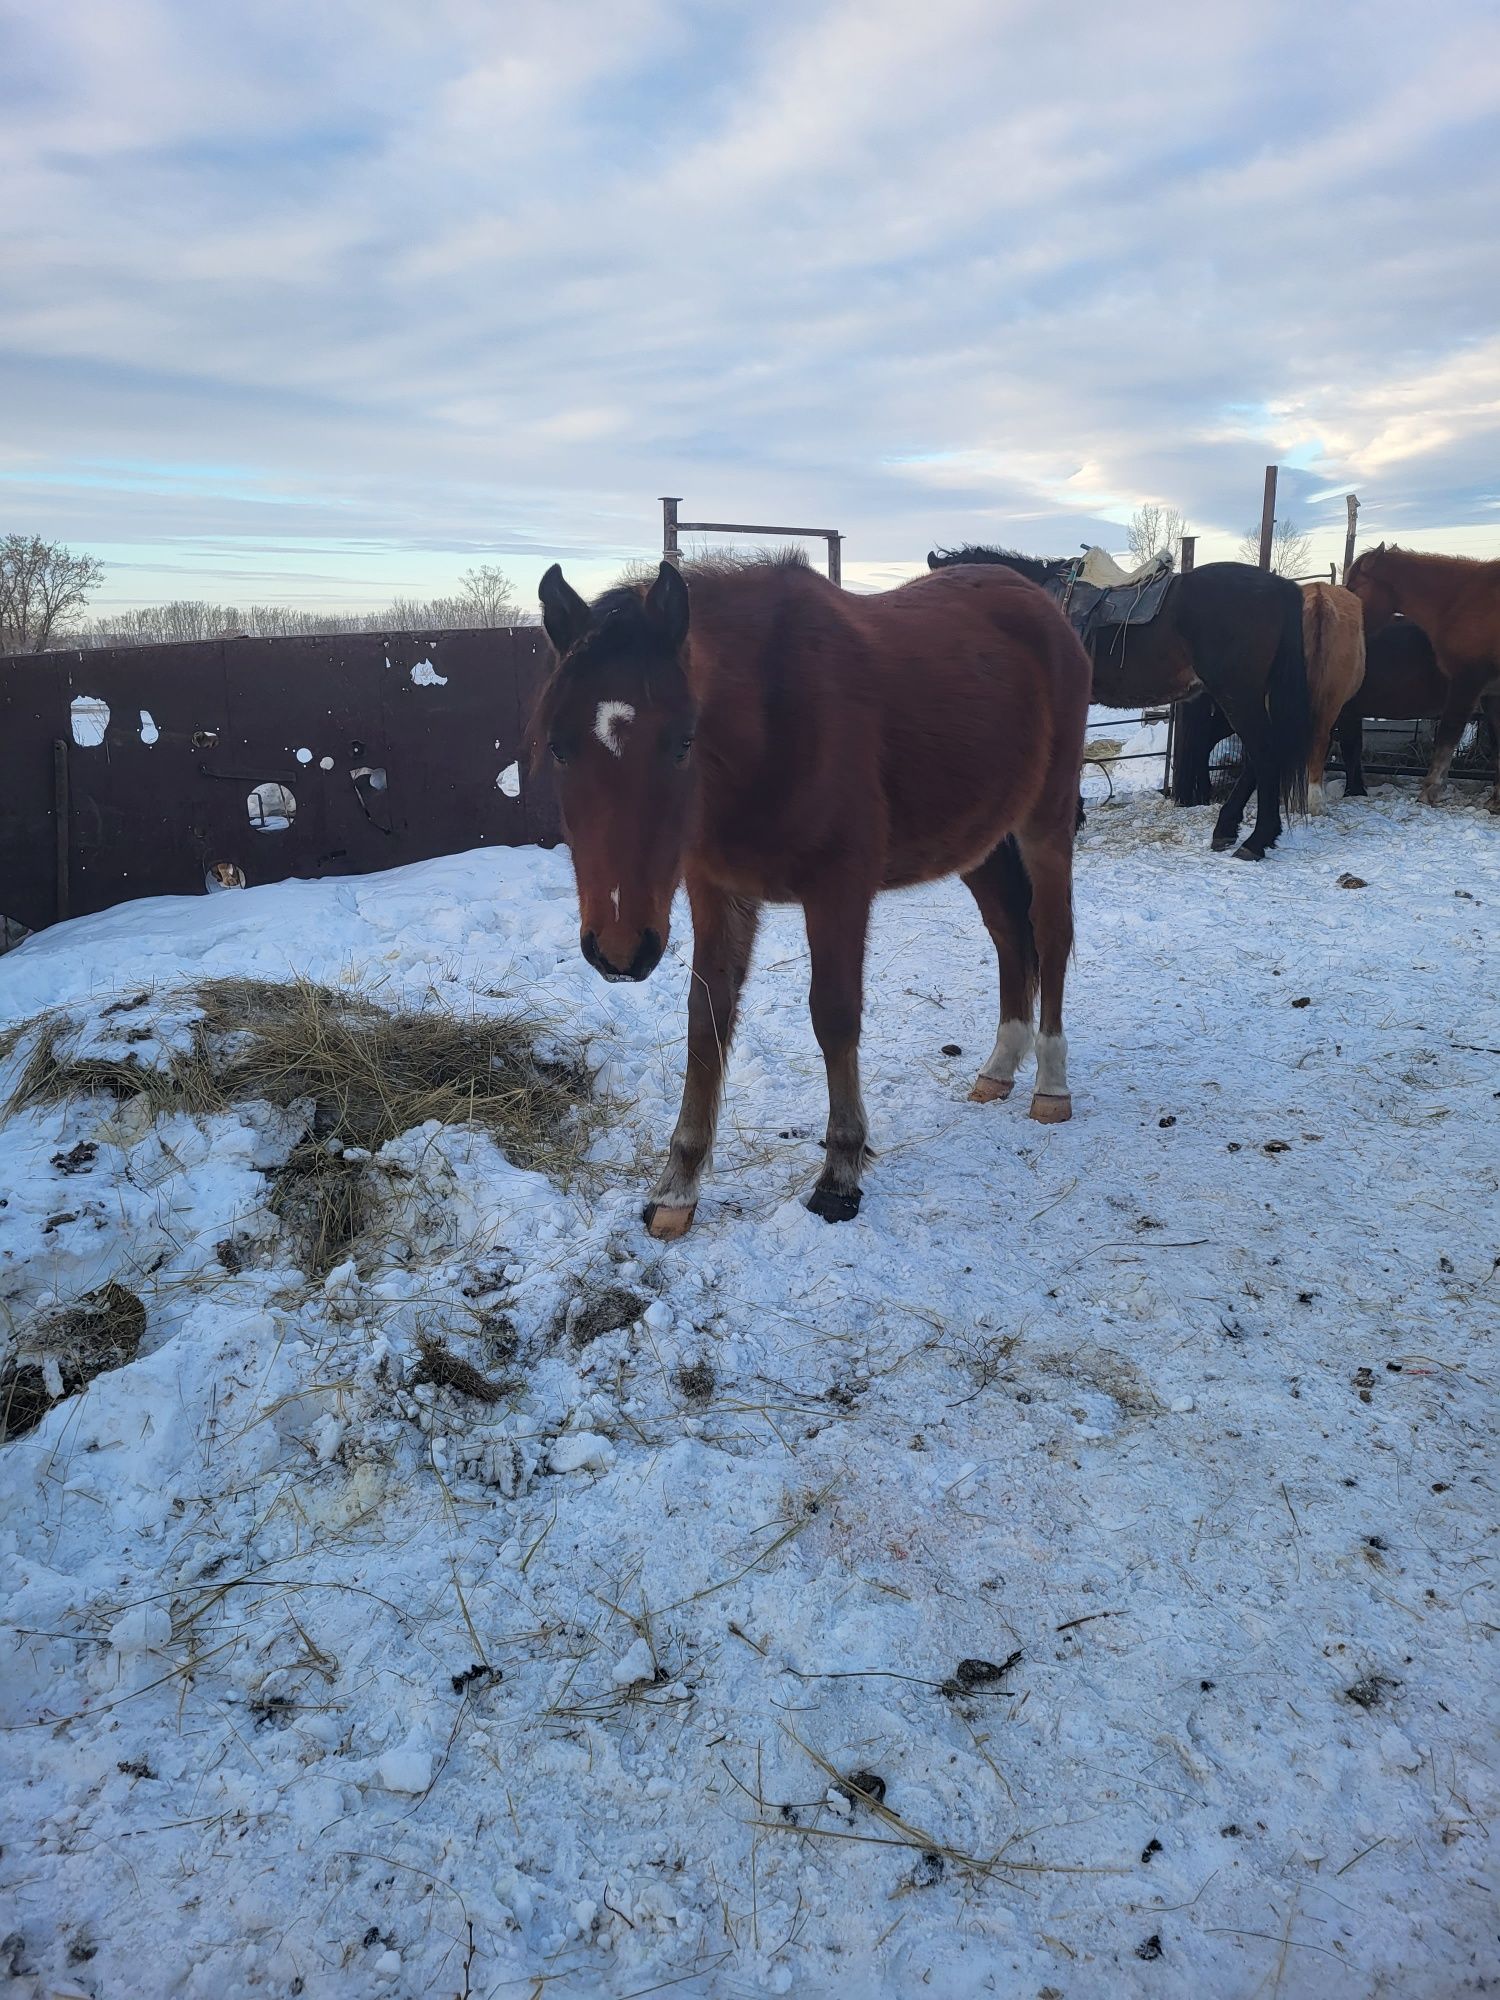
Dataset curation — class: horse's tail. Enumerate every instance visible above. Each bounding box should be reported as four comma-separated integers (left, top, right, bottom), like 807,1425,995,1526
1270,580,1312,815
990,835,1042,994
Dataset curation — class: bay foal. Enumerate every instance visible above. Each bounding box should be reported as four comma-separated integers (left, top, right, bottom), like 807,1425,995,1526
534,555,1090,1237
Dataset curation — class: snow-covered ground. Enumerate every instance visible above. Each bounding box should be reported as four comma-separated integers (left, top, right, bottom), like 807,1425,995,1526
2,782,1495,2000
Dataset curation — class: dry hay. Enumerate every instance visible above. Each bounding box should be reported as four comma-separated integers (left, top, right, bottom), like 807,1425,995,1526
410,1333,516,1404
5,978,599,1274
1,1282,147,1442
565,1284,646,1351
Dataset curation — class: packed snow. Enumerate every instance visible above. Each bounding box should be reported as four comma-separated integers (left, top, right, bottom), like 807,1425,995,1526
1,779,1495,2000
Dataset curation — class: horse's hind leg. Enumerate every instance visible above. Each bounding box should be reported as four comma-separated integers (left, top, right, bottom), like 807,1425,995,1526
803,885,873,1223
645,880,760,1241
1216,707,1282,859
1015,824,1074,1122
962,840,1037,1103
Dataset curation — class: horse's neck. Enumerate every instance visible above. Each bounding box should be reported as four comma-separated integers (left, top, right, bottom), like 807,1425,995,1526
1387,554,1465,629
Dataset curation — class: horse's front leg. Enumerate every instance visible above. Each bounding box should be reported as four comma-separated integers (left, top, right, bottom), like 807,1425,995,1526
1482,691,1500,814
644,882,760,1242
803,887,873,1223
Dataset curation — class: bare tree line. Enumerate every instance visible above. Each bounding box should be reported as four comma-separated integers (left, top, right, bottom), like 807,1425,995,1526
71,563,529,648
2,544,531,654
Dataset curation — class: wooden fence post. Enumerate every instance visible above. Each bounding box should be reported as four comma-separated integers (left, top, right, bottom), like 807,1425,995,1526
1179,534,1196,573
827,534,843,586
661,497,681,569
1342,494,1358,581
1257,465,1278,571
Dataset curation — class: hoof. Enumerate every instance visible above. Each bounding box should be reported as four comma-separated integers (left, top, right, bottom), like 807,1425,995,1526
1029,1092,1072,1124
807,1186,862,1224
1210,834,1236,853
1419,787,1443,807
1232,843,1265,862
1488,796,1500,816
969,1074,1014,1103
644,1201,696,1241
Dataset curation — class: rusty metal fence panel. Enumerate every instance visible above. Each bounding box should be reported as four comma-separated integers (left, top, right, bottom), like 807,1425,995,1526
0,627,561,936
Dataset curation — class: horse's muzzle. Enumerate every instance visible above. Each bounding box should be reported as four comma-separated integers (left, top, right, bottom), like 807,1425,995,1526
582,929,664,983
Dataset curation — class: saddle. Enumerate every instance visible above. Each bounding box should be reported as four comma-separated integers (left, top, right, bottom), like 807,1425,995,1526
1046,546,1175,644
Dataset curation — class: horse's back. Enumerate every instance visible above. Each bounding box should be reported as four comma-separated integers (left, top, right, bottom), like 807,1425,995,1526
691,560,1088,894
854,565,1090,878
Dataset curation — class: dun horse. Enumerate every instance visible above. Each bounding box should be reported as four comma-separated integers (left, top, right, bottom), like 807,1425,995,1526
533,555,1090,1237
1302,584,1366,809
928,549,1310,859
1345,544,1500,808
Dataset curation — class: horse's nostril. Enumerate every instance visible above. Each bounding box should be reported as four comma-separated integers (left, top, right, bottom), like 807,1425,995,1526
622,930,664,981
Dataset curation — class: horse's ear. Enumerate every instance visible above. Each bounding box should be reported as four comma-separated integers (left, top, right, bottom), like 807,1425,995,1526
539,564,591,656
643,561,690,649
926,550,939,569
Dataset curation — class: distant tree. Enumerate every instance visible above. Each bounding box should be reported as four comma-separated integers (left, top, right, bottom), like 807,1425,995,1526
0,535,105,653
1237,516,1315,576
68,568,533,648
456,562,518,627
1126,503,1188,566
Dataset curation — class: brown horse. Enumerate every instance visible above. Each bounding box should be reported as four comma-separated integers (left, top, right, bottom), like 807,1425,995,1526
1303,583,1366,811
533,555,1091,1237
1345,544,1500,806
1336,617,1500,808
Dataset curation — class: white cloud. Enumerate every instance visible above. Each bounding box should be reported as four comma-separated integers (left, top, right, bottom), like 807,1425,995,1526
0,0,1496,612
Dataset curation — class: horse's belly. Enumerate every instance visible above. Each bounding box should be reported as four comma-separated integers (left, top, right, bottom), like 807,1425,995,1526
881,759,1038,887
1092,635,1196,708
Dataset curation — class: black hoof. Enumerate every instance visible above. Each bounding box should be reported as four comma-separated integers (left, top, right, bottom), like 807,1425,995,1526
1210,834,1237,852
1232,843,1265,862
807,1187,862,1224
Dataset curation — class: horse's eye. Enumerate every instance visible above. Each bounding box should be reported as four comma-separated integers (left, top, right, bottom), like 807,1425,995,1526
549,740,568,767
674,735,695,766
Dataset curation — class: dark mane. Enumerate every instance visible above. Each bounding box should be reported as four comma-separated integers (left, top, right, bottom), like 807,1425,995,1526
680,546,811,576
927,545,1061,584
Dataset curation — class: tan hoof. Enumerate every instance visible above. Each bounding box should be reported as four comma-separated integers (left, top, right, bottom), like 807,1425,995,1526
969,1074,1014,1103
644,1202,696,1241
1029,1092,1072,1125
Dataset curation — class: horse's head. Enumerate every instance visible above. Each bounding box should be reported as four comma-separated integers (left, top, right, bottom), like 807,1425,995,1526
1345,543,1398,631
533,561,697,984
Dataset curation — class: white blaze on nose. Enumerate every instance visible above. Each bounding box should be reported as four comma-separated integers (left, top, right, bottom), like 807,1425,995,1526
610,885,621,918
594,700,635,757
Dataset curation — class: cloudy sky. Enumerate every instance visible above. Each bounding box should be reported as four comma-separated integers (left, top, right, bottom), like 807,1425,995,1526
3,0,1498,613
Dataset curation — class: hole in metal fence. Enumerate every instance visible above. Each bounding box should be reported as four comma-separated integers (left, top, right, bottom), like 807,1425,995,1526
70,696,109,747
206,862,247,892
247,782,297,831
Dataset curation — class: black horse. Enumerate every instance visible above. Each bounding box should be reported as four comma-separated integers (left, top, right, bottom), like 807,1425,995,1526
928,548,1310,860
